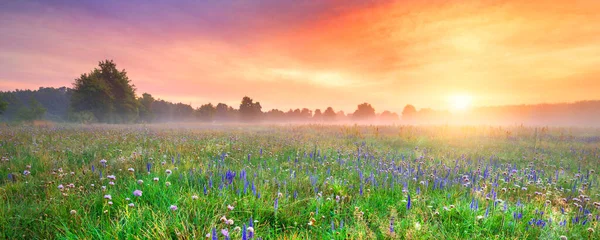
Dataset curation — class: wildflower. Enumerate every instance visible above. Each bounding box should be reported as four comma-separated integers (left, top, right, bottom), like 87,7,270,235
153,177,159,182
559,236,567,240
227,204,234,211
125,198,130,201
70,210,77,215
128,203,135,207
23,170,30,176
137,180,144,185
277,192,283,198
108,201,113,205
170,205,178,211
220,216,228,222
233,226,241,232
166,169,172,175
107,175,116,180
226,219,234,225
104,194,112,200
221,229,229,238
192,195,199,200
588,227,595,233
165,182,171,187
100,159,107,165
128,168,134,173
109,181,115,185
476,215,484,220
247,226,254,233
133,190,143,197
407,194,412,210
102,186,107,191
58,184,64,190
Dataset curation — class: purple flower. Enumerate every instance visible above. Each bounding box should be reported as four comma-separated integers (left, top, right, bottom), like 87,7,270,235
104,194,112,200
170,205,178,211
133,190,143,197
407,194,411,210
221,228,229,237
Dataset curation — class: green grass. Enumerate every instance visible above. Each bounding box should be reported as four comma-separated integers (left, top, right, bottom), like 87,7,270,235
1,124,599,239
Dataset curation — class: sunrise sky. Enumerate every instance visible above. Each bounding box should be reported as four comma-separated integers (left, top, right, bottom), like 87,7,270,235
1,0,599,113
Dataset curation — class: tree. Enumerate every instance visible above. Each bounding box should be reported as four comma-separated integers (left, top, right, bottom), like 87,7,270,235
323,107,336,121
196,103,216,122
313,109,323,121
239,96,262,122
0,98,7,115
379,110,399,121
138,93,155,122
353,103,376,120
402,104,417,122
300,108,312,121
71,60,139,123
16,97,46,121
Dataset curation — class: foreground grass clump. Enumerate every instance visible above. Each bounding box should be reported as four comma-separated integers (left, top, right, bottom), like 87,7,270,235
1,124,599,239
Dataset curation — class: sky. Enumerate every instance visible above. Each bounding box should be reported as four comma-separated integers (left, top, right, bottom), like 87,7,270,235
1,0,599,113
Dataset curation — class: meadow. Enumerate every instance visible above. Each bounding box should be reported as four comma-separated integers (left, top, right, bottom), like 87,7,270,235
1,124,599,239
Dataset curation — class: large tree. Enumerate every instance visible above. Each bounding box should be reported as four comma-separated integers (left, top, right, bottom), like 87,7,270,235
402,104,417,122
239,96,262,122
353,103,376,120
71,60,139,123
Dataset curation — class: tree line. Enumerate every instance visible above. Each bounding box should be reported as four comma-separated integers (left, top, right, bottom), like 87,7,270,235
1,60,599,126
0,60,400,123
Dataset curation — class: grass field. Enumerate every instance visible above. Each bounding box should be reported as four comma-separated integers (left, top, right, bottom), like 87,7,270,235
1,124,599,239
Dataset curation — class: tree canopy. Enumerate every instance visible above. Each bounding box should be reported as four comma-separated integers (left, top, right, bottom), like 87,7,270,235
71,60,139,123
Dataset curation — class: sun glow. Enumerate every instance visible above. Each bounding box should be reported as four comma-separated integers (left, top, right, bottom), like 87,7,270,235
449,94,472,112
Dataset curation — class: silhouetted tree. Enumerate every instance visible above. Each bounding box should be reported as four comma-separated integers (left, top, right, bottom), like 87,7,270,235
196,103,216,122
323,107,336,121
299,108,312,121
138,93,155,122
265,109,286,121
239,96,262,122
71,60,139,123
379,110,399,121
313,109,323,121
402,104,417,122
353,103,376,120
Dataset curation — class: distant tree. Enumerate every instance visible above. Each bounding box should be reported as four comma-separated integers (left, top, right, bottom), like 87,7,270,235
353,103,376,120
300,108,312,121
215,103,238,121
138,93,155,122
323,107,336,121
196,103,216,122
379,110,399,121
0,98,7,115
336,110,346,121
239,96,262,122
313,109,323,121
71,60,139,123
16,97,46,121
402,104,417,122
265,109,286,121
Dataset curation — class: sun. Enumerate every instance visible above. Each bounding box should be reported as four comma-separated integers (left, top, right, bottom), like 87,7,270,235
448,94,472,112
